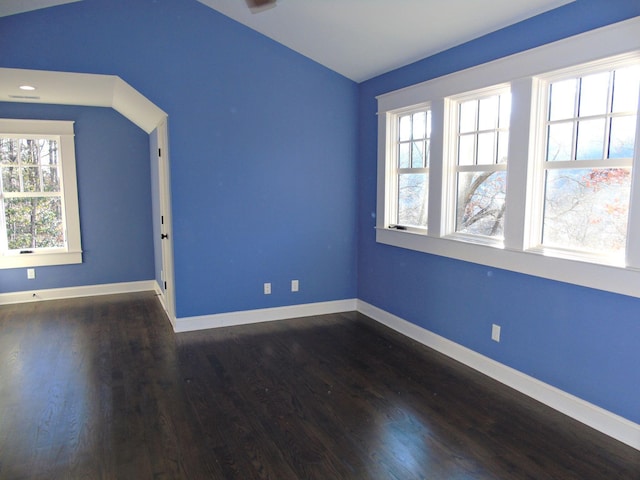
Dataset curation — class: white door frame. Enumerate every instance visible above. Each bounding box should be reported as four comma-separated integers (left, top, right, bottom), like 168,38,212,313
156,117,176,323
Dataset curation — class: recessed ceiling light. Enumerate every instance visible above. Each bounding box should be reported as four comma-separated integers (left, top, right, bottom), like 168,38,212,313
19,85,36,91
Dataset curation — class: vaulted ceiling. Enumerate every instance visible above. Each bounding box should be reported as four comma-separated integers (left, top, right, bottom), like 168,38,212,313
1,0,574,82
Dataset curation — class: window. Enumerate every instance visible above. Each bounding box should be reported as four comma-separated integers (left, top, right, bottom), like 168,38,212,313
0,119,82,269
449,88,511,241
376,17,640,298
386,106,431,230
536,63,639,258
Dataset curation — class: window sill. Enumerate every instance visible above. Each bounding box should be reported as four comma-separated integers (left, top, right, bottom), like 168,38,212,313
375,227,640,299
0,251,82,270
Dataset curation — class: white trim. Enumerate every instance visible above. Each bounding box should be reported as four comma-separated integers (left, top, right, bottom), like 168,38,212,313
0,68,166,134
153,279,176,330
375,227,640,299
174,299,358,333
0,118,74,135
58,128,82,255
112,78,167,135
357,299,640,451
0,251,82,269
375,17,640,300
155,118,176,321
0,280,156,305
0,119,83,269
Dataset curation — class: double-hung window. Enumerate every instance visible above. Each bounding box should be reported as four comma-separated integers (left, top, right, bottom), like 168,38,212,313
376,17,640,298
534,62,639,260
449,88,511,241
386,106,431,230
0,119,82,269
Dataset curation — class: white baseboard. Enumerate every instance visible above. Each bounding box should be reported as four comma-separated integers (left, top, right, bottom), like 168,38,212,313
174,298,357,333
0,280,157,305
357,300,640,451
152,280,177,329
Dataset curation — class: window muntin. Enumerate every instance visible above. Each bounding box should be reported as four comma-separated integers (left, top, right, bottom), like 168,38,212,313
375,18,640,299
390,107,431,229
451,90,511,239
1,137,65,252
539,64,639,256
0,119,82,269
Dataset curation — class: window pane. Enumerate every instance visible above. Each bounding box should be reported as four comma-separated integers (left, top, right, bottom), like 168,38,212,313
612,65,640,114
498,93,512,128
478,95,499,131
4,197,64,250
42,166,61,192
0,138,19,164
576,118,605,160
549,78,577,121
547,122,574,161
399,115,411,141
542,168,630,253
39,139,58,166
1,166,20,192
477,132,496,165
579,71,610,117
398,173,428,227
609,116,637,159
497,131,509,164
459,100,477,133
456,171,506,237
458,134,475,166
21,139,40,165
412,111,426,139
399,143,410,168
411,141,424,168
21,167,41,192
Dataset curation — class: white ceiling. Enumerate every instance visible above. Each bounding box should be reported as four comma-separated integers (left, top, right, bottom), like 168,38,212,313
198,0,575,82
0,0,574,82
0,0,80,18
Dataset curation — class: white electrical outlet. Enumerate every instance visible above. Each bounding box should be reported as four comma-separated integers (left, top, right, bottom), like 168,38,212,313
291,279,299,292
27,268,36,280
264,282,271,295
491,324,501,342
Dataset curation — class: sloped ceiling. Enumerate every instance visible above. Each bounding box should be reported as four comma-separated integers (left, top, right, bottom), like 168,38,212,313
0,0,575,82
0,0,575,128
197,0,575,82
0,0,81,17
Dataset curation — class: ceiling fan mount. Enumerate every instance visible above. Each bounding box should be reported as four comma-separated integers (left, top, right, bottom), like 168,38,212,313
245,0,277,14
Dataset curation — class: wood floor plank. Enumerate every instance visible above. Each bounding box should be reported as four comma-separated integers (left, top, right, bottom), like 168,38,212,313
0,292,638,479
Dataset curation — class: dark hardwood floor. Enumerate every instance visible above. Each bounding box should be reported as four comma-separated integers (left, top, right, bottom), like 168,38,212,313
0,292,638,479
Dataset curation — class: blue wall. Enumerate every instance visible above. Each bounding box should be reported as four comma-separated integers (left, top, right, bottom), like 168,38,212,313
358,0,640,424
0,0,358,316
2,0,638,427
0,102,154,292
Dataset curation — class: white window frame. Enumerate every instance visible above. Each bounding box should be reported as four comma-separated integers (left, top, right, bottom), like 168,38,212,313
376,17,640,299
444,85,511,247
526,57,639,264
383,103,431,234
0,119,82,269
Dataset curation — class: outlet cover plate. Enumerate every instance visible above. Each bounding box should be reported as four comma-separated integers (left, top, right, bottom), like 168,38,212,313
491,324,501,342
